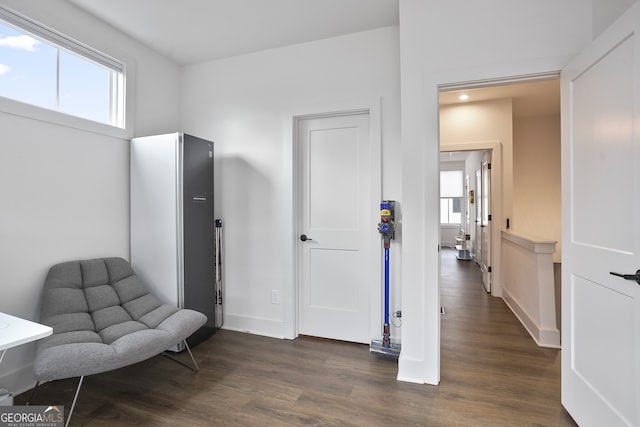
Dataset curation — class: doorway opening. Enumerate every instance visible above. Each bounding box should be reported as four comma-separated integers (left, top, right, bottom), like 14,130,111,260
438,76,561,299
437,75,562,360
439,149,492,292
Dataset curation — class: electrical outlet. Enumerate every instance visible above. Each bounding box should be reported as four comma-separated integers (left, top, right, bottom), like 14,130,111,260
271,290,281,305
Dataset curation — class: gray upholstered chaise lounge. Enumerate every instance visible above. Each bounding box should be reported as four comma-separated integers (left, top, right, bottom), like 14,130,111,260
31,257,207,426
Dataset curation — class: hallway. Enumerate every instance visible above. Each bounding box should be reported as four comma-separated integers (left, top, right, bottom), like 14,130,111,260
439,248,575,425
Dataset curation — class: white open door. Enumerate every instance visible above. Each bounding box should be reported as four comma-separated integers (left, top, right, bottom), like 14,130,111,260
480,157,491,292
297,112,377,344
561,3,640,425
475,168,482,264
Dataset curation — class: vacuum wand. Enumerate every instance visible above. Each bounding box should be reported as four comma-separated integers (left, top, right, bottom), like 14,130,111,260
371,200,401,358
383,245,391,348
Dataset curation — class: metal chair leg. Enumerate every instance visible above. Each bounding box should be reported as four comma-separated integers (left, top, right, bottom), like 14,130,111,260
25,381,40,405
184,341,199,372
65,376,84,427
162,340,199,372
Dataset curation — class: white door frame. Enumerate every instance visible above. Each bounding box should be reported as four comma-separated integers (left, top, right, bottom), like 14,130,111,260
440,143,502,296
287,98,382,341
401,58,565,385
432,73,562,387
438,71,560,300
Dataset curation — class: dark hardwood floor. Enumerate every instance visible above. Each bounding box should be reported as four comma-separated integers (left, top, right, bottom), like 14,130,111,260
18,249,577,426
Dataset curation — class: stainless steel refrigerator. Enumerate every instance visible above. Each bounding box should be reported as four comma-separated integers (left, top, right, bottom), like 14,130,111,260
130,132,216,350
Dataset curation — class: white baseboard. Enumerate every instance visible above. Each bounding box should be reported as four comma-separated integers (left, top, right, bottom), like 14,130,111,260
0,363,38,399
222,313,294,340
502,289,560,349
397,356,438,385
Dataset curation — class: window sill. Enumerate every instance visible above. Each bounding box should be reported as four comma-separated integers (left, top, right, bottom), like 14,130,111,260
0,96,132,139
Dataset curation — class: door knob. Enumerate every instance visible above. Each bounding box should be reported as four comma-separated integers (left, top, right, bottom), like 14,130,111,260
610,270,640,285
300,234,313,242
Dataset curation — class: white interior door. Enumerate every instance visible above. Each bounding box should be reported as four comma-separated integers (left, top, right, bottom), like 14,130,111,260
465,173,470,248
297,112,376,344
561,3,640,425
480,157,491,292
475,168,482,263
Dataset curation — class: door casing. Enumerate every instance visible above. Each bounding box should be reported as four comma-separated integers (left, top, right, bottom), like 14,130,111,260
440,142,502,296
289,99,382,342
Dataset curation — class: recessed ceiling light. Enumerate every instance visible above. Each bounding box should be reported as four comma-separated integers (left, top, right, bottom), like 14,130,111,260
459,94,469,101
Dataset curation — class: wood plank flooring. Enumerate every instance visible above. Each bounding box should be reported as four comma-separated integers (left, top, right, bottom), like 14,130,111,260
17,249,577,426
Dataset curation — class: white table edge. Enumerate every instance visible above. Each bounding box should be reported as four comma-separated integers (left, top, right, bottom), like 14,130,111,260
0,312,53,352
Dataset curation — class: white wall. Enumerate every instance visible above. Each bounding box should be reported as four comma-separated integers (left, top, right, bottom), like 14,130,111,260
180,27,401,340
0,0,180,394
501,231,559,348
398,0,592,384
593,0,637,37
513,115,561,262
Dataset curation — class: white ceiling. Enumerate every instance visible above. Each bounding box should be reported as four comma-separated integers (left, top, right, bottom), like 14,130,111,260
439,78,560,119
68,0,400,65
67,0,558,158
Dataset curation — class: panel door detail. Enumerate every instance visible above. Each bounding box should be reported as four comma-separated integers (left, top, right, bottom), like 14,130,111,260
298,113,374,344
561,4,640,425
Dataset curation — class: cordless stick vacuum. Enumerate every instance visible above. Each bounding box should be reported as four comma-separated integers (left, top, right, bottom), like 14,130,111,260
370,201,401,358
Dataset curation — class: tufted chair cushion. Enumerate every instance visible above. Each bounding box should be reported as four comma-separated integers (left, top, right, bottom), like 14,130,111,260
33,257,207,382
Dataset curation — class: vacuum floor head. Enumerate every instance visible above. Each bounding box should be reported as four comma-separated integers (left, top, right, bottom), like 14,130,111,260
370,340,401,358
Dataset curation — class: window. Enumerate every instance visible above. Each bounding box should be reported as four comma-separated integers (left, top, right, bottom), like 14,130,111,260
440,169,463,224
0,6,125,127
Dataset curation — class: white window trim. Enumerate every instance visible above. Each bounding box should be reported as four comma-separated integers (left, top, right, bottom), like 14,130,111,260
0,5,133,138
0,6,124,73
